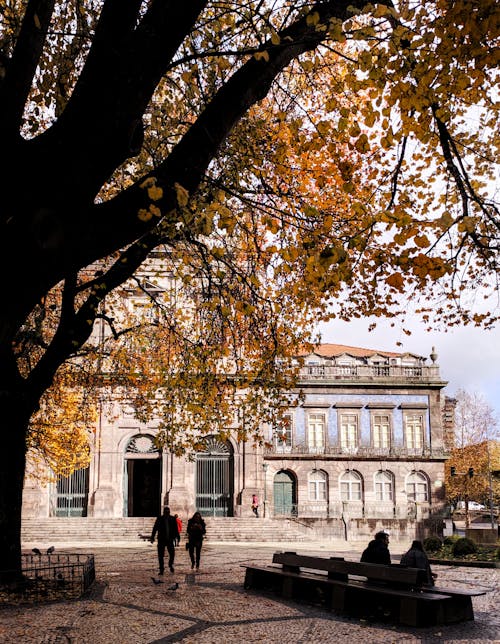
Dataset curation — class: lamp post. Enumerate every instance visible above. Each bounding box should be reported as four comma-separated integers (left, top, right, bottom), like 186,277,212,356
262,463,269,518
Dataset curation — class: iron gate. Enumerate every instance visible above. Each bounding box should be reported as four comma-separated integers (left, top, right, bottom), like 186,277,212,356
195,437,233,517
52,467,89,517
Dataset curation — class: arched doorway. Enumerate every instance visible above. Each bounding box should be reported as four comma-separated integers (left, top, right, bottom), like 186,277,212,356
273,470,297,516
195,436,234,517
51,467,89,517
125,434,161,517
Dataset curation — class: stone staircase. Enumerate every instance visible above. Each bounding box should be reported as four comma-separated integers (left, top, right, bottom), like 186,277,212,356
21,517,310,545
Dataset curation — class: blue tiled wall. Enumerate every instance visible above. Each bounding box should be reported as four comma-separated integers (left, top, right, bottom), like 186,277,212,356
287,393,430,445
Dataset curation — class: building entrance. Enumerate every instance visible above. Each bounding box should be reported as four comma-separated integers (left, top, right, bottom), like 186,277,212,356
273,470,296,516
125,434,161,517
126,458,161,516
195,437,233,517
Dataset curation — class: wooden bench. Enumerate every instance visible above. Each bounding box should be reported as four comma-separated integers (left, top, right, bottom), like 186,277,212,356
243,552,484,627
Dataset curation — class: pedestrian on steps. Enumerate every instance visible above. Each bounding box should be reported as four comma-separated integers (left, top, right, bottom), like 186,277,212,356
251,494,259,518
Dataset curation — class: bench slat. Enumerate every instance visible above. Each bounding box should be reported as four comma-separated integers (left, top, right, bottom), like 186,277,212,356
273,552,423,586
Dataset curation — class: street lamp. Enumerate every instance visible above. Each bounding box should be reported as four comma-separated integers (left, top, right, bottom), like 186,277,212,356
262,463,269,518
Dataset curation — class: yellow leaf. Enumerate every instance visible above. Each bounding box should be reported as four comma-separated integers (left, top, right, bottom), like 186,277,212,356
148,185,163,201
306,12,320,26
386,273,404,290
271,31,281,46
254,51,270,62
355,133,370,153
138,208,152,222
174,183,189,207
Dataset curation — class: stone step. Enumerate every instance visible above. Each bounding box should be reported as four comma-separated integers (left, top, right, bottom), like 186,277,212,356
21,517,309,543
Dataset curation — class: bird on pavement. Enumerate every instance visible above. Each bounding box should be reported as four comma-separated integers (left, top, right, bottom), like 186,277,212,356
151,577,164,585
32,548,42,556
46,546,55,554
166,582,179,591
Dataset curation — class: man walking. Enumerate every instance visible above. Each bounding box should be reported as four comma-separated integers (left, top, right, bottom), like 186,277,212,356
150,506,180,574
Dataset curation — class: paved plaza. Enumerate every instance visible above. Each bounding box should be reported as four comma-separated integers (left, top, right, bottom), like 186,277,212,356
0,540,498,643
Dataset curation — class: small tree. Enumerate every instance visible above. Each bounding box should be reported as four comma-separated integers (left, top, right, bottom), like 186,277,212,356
446,389,499,527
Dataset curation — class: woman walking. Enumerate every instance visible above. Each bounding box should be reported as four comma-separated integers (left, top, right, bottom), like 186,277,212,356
187,511,206,571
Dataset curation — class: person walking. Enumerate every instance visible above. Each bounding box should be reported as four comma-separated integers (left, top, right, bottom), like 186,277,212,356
360,530,391,565
150,506,180,575
400,539,437,585
251,494,259,518
186,511,206,571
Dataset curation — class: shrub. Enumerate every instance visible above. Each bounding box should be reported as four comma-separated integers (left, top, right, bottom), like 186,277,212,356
423,536,442,552
496,547,500,561
452,537,477,557
443,535,460,546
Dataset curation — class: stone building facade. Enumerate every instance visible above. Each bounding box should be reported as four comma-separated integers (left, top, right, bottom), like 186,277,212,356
23,343,451,539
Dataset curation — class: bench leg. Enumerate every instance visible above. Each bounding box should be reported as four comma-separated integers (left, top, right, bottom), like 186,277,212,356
399,596,446,627
282,576,295,599
330,586,347,612
442,596,474,623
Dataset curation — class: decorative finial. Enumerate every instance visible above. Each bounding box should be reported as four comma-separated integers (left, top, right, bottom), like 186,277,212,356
430,346,438,363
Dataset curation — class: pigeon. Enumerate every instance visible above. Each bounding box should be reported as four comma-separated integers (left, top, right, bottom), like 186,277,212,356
151,577,164,585
32,548,42,556
46,546,55,554
166,582,179,591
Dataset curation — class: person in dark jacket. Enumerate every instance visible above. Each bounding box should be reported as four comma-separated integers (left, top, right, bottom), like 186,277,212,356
400,539,437,585
150,506,180,574
360,530,391,565
187,511,206,571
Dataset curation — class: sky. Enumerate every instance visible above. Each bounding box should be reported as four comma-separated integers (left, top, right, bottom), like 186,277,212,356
317,317,500,421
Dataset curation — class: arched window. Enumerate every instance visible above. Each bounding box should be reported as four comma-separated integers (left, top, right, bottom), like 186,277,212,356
340,470,363,501
406,471,429,502
308,470,328,501
374,470,394,502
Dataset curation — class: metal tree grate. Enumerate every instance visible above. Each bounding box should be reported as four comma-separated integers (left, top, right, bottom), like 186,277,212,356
0,553,95,606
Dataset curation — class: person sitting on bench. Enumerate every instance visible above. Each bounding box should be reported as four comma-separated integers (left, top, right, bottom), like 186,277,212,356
360,530,391,565
400,539,437,586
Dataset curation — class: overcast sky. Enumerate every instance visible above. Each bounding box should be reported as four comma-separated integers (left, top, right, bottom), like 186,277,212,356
317,317,500,421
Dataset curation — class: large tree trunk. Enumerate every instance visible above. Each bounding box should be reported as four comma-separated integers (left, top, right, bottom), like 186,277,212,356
0,391,31,582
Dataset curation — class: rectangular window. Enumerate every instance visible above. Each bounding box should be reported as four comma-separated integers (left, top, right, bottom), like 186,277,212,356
309,480,327,501
405,413,424,449
275,412,293,447
341,479,361,501
340,413,358,449
307,413,325,450
373,414,391,448
375,475,393,501
407,481,428,501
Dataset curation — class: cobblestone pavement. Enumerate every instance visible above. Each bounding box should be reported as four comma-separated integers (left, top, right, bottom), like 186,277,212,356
1,541,498,644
